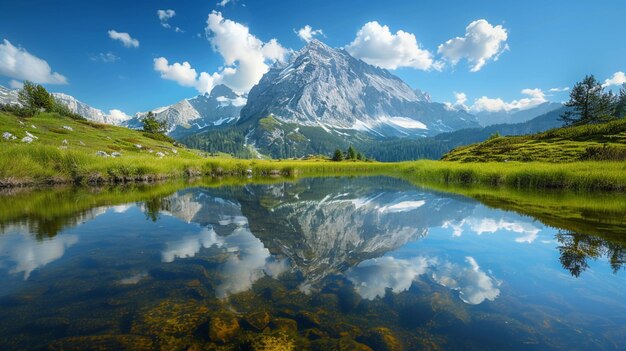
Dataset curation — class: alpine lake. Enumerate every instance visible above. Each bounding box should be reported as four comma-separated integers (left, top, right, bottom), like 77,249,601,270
0,175,624,350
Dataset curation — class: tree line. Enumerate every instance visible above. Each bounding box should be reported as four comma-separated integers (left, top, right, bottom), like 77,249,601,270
561,75,626,126
0,81,85,120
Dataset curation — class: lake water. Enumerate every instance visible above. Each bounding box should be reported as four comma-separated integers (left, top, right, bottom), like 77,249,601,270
0,177,624,350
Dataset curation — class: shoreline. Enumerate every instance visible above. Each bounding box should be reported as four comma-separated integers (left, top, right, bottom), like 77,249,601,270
1,157,626,192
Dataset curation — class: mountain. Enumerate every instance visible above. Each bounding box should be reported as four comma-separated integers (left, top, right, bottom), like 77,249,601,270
184,40,480,158
361,106,567,161
125,85,246,139
0,85,130,125
0,86,19,105
241,39,478,136
475,102,562,127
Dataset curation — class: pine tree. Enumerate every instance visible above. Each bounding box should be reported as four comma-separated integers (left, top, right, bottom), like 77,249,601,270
560,75,615,126
332,149,344,161
614,84,626,118
18,81,55,113
347,145,357,160
142,111,167,134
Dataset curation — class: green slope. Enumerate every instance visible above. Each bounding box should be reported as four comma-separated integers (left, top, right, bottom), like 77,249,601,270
442,118,626,162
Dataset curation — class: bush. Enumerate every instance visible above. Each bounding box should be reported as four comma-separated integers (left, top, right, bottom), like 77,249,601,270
0,103,36,117
580,145,626,161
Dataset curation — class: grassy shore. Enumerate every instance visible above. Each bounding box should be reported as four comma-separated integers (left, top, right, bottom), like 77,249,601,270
2,112,626,191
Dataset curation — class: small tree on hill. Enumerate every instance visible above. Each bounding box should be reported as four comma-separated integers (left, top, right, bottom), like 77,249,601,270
356,152,364,161
18,81,55,112
142,111,167,134
332,149,344,161
560,75,616,126
614,84,626,119
347,145,357,160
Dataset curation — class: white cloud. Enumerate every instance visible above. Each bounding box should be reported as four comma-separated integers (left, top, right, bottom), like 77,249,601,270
602,71,626,87
153,57,222,94
0,39,67,84
105,109,132,123
470,88,547,113
108,30,139,48
445,91,469,111
0,231,78,280
345,21,437,70
438,19,508,72
156,12,288,94
205,11,289,93
217,0,232,6
297,25,324,42
157,9,176,28
548,86,569,92
347,255,500,304
90,52,119,63
443,215,542,244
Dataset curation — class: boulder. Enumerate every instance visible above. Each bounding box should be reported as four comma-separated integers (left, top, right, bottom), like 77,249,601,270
156,152,165,158
62,139,68,145
21,136,34,143
2,132,14,140
96,151,110,157
111,152,122,157
62,125,73,131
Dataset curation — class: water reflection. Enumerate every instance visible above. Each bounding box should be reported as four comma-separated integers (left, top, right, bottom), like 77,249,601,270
0,177,623,350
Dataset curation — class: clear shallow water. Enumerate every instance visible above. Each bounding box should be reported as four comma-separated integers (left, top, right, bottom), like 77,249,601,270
0,177,624,350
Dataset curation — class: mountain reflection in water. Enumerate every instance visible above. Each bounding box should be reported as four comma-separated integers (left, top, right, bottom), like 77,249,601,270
0,177,623,350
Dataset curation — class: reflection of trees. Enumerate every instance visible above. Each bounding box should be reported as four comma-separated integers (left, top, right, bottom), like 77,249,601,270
143,197,164,222
556,230,625,277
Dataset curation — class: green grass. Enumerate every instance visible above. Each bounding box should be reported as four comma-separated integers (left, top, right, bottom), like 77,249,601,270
2,112,626,191
443,118,626,162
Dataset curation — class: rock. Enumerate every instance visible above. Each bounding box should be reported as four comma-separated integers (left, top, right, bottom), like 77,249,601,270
296,311,321,328
208,313,239,343
31,124,36,129
271,318,298,333
244,311,270,331
2,132,14,140
171,148,178,154
47,335,154,351
135,144,142,149
248,331,295,351
21,136,34,143
111,151,122,157
156,151,165,158
62,125,73,131
96,150,110,157
131,300,210,336
79,140,85,146
25,131,38,139
338,337,374,351
148,149,154,153
358,328,402,351
62,139,68,145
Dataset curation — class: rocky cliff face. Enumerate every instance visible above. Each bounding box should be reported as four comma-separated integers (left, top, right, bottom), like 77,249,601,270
240,39,478,138
127,84,246,138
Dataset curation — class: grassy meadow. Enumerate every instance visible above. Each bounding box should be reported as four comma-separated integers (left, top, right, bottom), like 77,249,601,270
2,112,626,191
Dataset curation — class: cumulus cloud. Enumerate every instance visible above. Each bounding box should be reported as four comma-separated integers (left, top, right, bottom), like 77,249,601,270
438,19,508,72
470,88,547,113
0,231,78,280
297,25,324,42
156,11,288,94
445,92,469,110
549,86,569,92
345,21,437,70
217,0,232,6
0,39,67,84
347,255,500,304
105,109,132,124
442,215,542,243
603,71,626,87
157,9,176,28
153,57,222,94
90,52,119,63
108,30,139,48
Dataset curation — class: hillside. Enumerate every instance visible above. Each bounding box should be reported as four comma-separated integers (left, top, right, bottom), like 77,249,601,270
361,107,566,161
442,118,626,162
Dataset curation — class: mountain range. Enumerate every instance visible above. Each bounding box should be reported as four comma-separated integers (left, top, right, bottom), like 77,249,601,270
0,39,564,159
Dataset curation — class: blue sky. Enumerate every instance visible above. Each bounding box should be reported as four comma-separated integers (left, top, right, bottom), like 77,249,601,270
1,0,625,115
